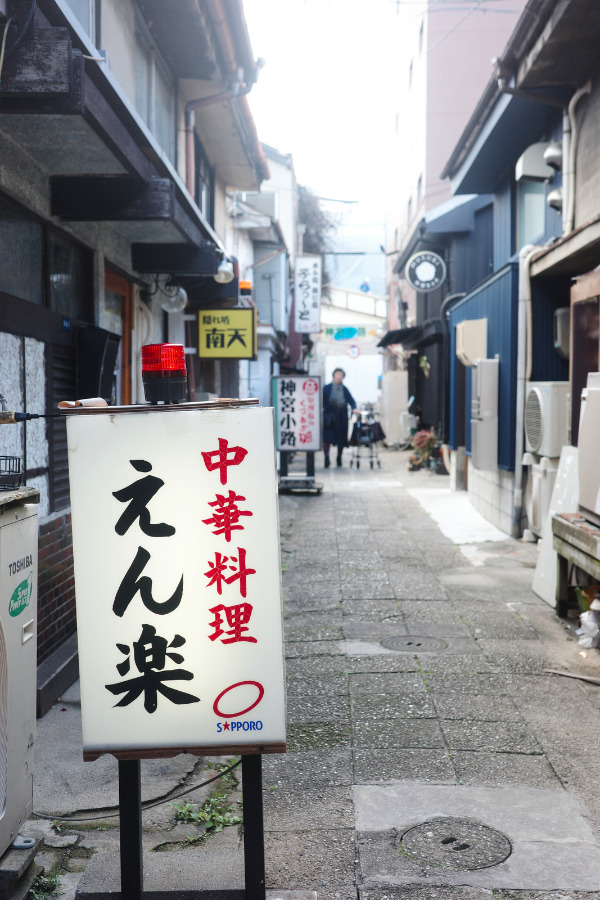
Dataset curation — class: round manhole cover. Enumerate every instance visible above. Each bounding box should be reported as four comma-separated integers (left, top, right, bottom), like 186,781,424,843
379,635,448,652
398,817,512,871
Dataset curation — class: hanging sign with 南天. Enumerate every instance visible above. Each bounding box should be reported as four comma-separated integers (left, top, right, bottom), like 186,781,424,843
65,405,285,759
198,309,257,359
271,375,321,452
294,255,322,333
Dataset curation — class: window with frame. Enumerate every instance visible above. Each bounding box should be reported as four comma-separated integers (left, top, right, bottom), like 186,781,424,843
63,0,96,42
195,135,215,225
135,18,176,163
516,180,546,250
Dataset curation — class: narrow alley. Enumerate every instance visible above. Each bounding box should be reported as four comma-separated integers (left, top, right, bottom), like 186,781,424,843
29,446,600,900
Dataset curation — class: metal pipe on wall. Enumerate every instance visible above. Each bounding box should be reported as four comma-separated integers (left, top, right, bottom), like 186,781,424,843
565,81,592,234
512,243,541,538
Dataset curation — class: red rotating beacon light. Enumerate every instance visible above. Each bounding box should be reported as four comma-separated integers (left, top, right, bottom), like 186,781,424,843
141,343,187,404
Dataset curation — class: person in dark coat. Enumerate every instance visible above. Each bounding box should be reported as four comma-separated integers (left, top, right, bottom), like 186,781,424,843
322,368,358,468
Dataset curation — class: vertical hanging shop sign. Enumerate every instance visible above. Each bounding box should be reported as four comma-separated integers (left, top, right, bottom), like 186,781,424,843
272,375,321,452
294,256,322,334
65,405,286,759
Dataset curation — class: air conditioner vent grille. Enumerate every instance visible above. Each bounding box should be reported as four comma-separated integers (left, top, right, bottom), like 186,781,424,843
525,388,543,452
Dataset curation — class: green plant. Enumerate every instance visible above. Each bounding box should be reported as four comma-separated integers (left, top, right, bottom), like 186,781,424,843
171,758,242,844
172,796,242,837
28,872,62,899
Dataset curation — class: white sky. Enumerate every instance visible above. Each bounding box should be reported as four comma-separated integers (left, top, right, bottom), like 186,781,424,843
242,0,399,217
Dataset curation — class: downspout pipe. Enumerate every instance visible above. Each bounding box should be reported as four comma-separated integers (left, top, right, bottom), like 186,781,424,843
512,243,540,538
184,77,268,198
565,81,592,234
439,292,465,445
561,107,570,234
185,86,247,197
186,0,267,198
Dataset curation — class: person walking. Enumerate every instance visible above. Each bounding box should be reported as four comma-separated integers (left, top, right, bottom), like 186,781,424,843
322,367,358,468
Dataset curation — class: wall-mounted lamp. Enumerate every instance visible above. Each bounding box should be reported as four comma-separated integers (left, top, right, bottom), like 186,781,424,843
214,257,234,284
547,187,563,212
160,285,188,314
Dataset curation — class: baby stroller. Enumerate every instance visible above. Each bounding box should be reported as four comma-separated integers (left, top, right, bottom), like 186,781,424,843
349,411,384,469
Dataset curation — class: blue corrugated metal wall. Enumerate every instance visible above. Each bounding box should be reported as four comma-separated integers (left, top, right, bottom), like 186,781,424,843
449,262,519,470
493,177,513,270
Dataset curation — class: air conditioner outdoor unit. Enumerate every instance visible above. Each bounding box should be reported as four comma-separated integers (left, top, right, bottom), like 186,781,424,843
524,381,569,458
0,500,37,857
524,455,559,538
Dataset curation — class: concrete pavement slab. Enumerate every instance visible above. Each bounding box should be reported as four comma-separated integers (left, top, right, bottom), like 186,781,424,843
287,722,352,752
262,750,353,788
263,786,354,831
351,693,436,720
352,718,446,750
449,751,561,788
348,673,428,695
341,599,402,618
287,695,351,723
430,694,521,721
344,655,421,673
353,749,456,784
285,641,344,659
264,828,356,896
356,782,600,890
440,721,542,753
355,783,595,841
357,829,600,891
286,675,349,696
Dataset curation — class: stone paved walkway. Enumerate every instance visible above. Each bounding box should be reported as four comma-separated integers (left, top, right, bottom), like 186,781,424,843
265,447,600,899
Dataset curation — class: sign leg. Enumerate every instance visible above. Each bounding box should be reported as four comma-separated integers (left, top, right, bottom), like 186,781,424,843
118,759,143,900
242,754,266,900
306,451,315,477
280,452,288,476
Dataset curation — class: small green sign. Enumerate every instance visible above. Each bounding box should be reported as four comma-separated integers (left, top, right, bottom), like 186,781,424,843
9,578,31,617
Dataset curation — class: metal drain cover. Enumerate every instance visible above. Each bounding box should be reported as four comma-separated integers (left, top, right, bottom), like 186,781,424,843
379,635,448,652
398,817,512,871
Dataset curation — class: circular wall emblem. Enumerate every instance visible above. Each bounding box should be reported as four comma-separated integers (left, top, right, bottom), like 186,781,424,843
405,251,447,293
346,344,360,359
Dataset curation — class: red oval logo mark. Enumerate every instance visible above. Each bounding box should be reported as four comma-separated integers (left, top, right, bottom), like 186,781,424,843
213,681,265,718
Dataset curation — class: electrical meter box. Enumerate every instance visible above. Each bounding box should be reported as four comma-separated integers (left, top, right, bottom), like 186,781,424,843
0,492,38,858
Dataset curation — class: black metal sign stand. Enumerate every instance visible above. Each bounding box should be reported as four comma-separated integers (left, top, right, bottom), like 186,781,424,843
278,451,322,493
118,754,266,900
119,759,143,900
242,754,266,900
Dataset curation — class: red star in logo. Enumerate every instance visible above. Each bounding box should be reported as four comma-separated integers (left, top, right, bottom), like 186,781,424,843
223,721,230,730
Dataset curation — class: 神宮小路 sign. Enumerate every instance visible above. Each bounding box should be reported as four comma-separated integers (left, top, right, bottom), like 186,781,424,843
272,375,321,452
65,406,285,759
294,256,322,334
198,309,257,359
